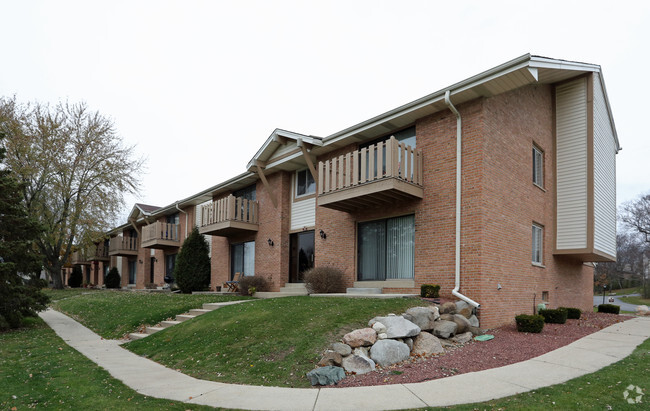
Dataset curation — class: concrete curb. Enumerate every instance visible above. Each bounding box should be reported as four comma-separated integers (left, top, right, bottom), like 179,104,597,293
39,309,650,410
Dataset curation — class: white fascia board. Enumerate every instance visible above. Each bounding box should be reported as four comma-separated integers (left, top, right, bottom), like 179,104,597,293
528,56,601,72
246,129,321,170
265,151,303,170
176,171,258,208
595,71,621,151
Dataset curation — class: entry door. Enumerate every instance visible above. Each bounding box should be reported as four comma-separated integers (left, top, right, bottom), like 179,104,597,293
150,257,155,283
290,231,314,283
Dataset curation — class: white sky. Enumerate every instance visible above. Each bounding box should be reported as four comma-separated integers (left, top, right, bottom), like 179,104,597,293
2,0,649,224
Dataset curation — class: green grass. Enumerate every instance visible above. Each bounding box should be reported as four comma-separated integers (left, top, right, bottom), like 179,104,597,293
604,287,643,296
0,318,215,410
621,295,650,306
429,337,650,410
126,296,425,388
51,290,250,339
42,287,101,302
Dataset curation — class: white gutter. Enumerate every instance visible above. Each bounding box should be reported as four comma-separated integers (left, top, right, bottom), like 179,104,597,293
175,203,188,239
445,90,480,309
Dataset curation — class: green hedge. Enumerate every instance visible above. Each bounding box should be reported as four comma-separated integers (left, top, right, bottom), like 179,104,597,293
539,308,568,324
598,304,620,314
515,314,545,333
559,307,582,319
420,284,440,298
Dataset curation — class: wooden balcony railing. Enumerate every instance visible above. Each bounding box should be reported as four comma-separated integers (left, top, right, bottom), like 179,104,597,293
71,250,90,265
90,242,110,261
108,235,139,256
199,195,259,237
317,136,424,211
141,222,181,249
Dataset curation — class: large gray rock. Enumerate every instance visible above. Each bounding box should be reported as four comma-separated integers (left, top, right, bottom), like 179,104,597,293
307,366,346,386
369,316,420,339
402,306,440,331
412,331,444,355
331,342,352,356
342,354,376,374
372,321,387,334
452,331,473,344
342,328,377,347
455,300,471,313
432,320,457,339
440,302,457,314
370,339,411,367
453,314,471,334
318,350,343,367
469,326,484,336
468,315,479,327
458,307,473,319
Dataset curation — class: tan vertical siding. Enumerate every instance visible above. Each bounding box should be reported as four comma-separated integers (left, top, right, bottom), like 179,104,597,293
592,73,617,257
556,78,588,249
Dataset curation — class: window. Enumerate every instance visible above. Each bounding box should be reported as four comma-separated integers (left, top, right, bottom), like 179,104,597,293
233,184,256,201
532,223,543,265
358,215,415,280
296,169,315,197
533,146,544,187
128,259,137,284
231,241,255,279
360,126,416,180
541,291,549,302
166,253,177,279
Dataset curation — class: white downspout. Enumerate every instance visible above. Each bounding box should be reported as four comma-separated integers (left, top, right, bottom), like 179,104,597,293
175,203,188,239
445,90,480,309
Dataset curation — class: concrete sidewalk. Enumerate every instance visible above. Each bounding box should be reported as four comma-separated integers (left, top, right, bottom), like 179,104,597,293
40,309,650,410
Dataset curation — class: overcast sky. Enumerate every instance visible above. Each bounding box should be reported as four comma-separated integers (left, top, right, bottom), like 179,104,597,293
2,1,649,224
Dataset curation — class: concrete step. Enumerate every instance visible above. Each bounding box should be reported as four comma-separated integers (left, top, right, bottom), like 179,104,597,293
279,283,308,295
282,283,307,289
255,291,308,299
145,326,164,334
160,320,181,328
347,287,383,294
129,332,149,340
202,300,251,310
175,314,196,322
189,308,211,316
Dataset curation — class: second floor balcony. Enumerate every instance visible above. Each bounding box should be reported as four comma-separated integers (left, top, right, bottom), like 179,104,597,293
317,136,424,212
71,250,90,265
141,222,181,250
89,242,110,262
108,235,139,257
199,195,259,237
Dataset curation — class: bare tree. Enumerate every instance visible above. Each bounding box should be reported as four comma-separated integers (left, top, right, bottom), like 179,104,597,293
621,192,650,242
0,97,144,288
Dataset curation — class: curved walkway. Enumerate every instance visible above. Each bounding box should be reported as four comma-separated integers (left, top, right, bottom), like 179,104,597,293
39,309,650,410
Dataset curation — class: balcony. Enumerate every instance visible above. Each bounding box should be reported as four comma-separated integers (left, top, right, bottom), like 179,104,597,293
108,236,139,256
71,250,90,265
141,222,181,250
199,195,259,237
89,243,110,262
317,136,424,212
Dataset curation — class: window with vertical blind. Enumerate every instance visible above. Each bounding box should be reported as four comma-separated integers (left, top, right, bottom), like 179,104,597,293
532,223,543,265
533,146,544,187
358,215,415,280
231,241,255,279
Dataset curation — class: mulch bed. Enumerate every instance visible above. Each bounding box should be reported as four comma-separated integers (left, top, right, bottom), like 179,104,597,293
335,312,633,387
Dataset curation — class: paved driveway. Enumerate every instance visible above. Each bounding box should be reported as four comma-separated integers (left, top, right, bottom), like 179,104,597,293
593,293,641,312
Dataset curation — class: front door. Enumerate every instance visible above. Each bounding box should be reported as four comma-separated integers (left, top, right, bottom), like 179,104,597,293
290,231,314,283
150,257,155,284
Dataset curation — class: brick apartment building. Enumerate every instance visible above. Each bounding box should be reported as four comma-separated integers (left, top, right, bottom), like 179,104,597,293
102,54,619,327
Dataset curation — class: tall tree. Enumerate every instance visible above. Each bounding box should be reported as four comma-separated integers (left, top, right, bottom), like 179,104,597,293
0,132,49,330
0,97,143,289
621,192,650,242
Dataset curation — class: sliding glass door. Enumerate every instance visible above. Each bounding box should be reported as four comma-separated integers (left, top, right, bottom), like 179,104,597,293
231,241,255,280
358,215,414,281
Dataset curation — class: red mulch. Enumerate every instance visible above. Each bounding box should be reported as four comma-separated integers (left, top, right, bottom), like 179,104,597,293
335,312,633,387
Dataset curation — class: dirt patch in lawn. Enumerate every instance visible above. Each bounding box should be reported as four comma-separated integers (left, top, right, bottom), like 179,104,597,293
335,312,633,387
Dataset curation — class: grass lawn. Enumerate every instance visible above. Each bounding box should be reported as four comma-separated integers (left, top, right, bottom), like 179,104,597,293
0,318,215,410
43,287,101,301
126,296,425,388
621,295,650,306
51,290,250,339
433,336,650,410
607,287,643,296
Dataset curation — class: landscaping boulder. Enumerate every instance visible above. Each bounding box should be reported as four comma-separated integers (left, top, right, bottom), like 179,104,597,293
368,316,420,339
377,332,388,340
636,305,650,316
331,342,352,356
342,354,376,374
412,331,444,355
468,315,479,327
458,307,472,319
404,337,414,351
453,314,471,334
440,302,457,314
372,321,387,334
402,306,440,331
307,366,346,386
452,331,473,344
342,328,377,347
468,326,484,336
455,300,471,313
370,339,411,367
432,320,457,339
353,347,370,358
318,350,343,367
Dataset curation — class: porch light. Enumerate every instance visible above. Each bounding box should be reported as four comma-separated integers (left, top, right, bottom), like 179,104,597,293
320,230,327,239
267,238,274,246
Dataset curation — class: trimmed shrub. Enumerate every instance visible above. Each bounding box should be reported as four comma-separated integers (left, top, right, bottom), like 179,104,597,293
515,314,545,333
303,266,345,294
559,307,582,319
539,308,568,324
68,266,83,288
105,267,121,289
598,304,620,314
238,276,270,296
420,284,440,298
174,227,211,293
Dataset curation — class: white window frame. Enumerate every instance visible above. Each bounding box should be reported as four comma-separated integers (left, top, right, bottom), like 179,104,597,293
533,146,544,188
532,223,544,265
295,169,315,198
